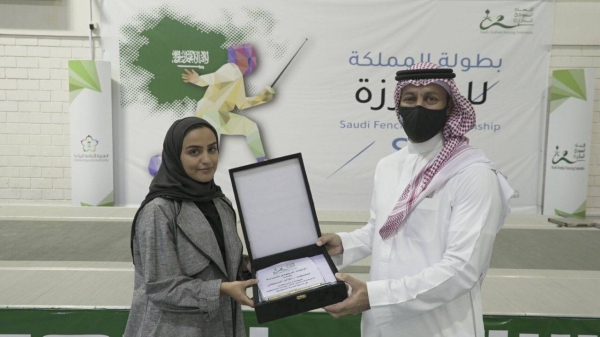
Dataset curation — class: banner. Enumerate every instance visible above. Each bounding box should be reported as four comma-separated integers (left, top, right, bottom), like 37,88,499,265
543,69,597,218
69,60,115,207
100,0,554,212
1,309,599,337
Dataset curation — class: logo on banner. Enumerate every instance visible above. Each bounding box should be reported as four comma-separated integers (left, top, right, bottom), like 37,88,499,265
552,144,586,165
74,135,109,163
81,135,99,152
479,8,534,34
551,144,586,170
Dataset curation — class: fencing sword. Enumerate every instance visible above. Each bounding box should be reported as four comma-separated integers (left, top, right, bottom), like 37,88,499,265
270,38,308,88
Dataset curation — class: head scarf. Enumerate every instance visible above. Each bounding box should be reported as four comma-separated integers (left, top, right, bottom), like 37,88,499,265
130,117,225,261
379,62,476,239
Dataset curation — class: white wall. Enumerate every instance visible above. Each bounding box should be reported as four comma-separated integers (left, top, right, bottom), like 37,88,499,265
553,1,600,46
1,1,600,212
0,36,103,204
0,0,101,37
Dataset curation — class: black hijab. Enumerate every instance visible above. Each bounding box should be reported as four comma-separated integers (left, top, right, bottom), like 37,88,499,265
130,117,224,262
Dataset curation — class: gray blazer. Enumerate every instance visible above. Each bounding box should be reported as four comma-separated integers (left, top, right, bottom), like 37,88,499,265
124,197,245,337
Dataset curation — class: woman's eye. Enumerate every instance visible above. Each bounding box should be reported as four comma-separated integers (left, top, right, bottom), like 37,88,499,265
208,147,218,153
189,150,199,156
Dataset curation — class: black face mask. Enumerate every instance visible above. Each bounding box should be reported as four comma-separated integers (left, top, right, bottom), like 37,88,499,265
398,105,448,143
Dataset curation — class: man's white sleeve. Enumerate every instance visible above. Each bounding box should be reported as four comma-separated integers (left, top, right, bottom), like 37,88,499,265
333,166,379,269
366,167,504,326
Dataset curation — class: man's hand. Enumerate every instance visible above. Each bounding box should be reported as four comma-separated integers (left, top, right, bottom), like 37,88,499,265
220,279,258,307
182,69,200,84
316,233,344,256
324,273,370,318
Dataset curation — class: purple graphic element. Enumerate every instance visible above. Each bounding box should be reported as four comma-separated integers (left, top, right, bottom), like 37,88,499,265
228,43,257,76
148,155,162,176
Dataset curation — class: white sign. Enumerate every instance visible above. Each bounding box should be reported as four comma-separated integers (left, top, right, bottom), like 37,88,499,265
69,61,114,207
100,1,554,213
257,257,324,301
543,69,597,218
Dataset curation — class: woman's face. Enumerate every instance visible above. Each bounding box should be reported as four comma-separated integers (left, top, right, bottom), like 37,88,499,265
180,127,219,183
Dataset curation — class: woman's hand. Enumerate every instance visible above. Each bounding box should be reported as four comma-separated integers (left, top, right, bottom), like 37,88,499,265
182,69,200,84
242,255,252,272
220,279,258,307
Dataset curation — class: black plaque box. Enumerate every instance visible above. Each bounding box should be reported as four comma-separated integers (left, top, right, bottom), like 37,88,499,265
229,153,347,324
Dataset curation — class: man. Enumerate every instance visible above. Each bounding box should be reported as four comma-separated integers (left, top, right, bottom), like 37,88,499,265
317,62,513,336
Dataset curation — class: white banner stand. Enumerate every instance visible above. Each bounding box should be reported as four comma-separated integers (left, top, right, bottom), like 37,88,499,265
69,60,115,206
543,68,596,218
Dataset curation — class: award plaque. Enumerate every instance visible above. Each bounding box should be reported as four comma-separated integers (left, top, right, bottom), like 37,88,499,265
229,153,347,323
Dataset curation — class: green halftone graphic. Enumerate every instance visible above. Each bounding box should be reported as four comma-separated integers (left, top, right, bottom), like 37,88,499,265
549,69,587,113
555,200,586,219
81,191,115,207
69,60,102,103
135,18,228,104
118,5,288,117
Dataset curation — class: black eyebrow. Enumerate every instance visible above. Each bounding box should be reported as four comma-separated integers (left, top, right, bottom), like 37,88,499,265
185,142,218,150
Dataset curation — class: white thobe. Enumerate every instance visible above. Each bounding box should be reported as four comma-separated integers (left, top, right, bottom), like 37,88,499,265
336,133,510,337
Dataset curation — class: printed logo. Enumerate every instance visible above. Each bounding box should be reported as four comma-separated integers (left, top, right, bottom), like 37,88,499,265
479,8,534,34
552,144,586,165
273,262,296,275
81,135,99,152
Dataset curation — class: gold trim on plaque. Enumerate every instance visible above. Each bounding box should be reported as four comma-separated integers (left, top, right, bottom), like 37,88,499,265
265,283,325,301
296,294,307,300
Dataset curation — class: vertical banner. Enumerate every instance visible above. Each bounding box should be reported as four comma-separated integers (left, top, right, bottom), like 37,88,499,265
543,68,597,218
69,60,115,206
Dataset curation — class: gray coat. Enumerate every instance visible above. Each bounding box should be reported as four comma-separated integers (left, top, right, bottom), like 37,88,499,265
124,197,245,337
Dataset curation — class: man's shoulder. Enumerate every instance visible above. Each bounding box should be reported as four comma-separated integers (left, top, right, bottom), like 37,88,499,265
448,145,496,180
375,148,406,171
448,154,502,199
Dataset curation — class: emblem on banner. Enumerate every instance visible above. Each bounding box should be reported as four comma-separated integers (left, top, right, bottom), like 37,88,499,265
81,135,99,152
479,8,534,34
551,144,586,165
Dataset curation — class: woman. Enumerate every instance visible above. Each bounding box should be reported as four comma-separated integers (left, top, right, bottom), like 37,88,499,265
125,117,256,337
